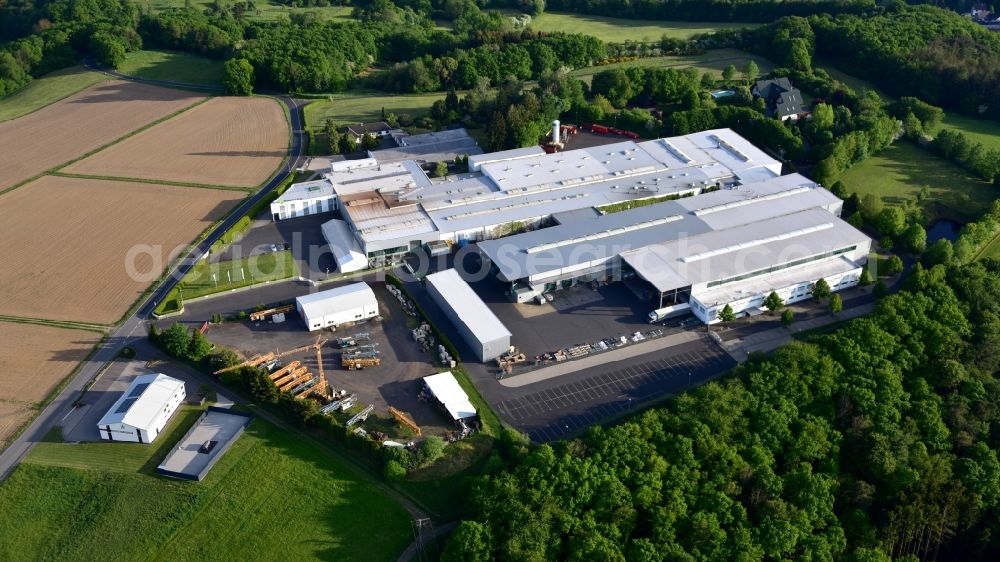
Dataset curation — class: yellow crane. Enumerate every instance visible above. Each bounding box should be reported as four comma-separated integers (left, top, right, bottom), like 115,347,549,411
268,360,301,381
249,304,293,322
213,352,275,375
273,366,308,389
296,377,328,400
388,406,422,437
278,371,312,393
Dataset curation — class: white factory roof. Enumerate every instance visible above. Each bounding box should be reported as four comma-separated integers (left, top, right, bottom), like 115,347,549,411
621,208,867,291
425,269,511,342
423,372,477,420
98,373,184,430
296,282,377,317
273,179,333,204
468,146,546,171
321,219,368,273
478,176,863,287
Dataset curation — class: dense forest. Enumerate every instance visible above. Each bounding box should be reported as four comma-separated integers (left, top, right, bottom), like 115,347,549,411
442,261,1000,561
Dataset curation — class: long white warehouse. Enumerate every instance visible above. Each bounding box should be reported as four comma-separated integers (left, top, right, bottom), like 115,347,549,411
425,269,511,362
296,282,379,331
97,373,186,444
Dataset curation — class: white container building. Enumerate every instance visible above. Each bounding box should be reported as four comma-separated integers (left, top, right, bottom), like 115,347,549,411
296,282,379,331
425,269,511,362
97,373,186,444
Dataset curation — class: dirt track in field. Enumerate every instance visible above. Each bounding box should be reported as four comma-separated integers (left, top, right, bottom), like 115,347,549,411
0,81,204,192
64,97,289,188
0,176,245,324
0,322,101,405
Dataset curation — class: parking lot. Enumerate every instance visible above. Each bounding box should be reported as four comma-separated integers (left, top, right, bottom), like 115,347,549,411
202,285,455,437
491,337,734,442
213,212,340,281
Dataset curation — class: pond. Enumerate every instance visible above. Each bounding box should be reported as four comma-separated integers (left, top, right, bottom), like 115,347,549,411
927,219,963,243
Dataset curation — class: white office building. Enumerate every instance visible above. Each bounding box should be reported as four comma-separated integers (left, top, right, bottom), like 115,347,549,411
97,373,186,444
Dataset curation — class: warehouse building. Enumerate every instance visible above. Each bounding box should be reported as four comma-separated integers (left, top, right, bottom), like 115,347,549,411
425,268,511,361
296,282,379,331
477,174,869,323
422,372,477,423
97,373,186,444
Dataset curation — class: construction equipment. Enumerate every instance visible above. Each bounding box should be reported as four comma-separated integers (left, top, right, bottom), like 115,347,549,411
342,355,381,370
273,338,327,360
274,366,308,390
289,377,317,396
278,371,312,393
214,352,275,375
298,377,329,400
268,360,301,381
346,404,374,426
315,343,325,382
320,393,357,414
249,304,293,322
388,406,422,436
335,332,371,349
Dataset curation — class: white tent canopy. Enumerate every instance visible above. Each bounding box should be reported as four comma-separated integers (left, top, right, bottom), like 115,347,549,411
321,218,368,273
423,372,477,421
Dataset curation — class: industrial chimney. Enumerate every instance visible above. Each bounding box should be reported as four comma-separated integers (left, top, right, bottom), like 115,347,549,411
552,120,561,144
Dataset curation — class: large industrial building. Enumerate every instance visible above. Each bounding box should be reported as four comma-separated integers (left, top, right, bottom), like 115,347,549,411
425,269,512,361
296,282,379,331
97,373,186,444
286,127,869,324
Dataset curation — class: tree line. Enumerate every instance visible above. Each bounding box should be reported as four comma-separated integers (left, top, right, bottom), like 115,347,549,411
506,0,876,22
442,260,1000,561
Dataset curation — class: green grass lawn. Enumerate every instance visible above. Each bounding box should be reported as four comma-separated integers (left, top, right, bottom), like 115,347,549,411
304,91,447,129
931,113,1000,151
570,48,774,84
979,235,1000,260
813,60,891,100
117,50,224,86
148,0,352,22
0,410,412,562
519,10,755,42
839,142,996,223
183,250,297,298
0,66,109,122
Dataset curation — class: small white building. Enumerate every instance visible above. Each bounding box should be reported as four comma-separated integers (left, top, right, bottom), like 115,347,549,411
270,179,336,221
296,282,379,331
423,372,477,422
97,373,186,444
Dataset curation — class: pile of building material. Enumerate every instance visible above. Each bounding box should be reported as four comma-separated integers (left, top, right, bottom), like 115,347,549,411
342,344,381,370
411,322,436,352
336,332,371,348
438,345,456,368
386,284,417,317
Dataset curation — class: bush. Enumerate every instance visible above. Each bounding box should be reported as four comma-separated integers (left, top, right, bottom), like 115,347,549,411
420,436,446,463
384,459,407,482
782,308,794,326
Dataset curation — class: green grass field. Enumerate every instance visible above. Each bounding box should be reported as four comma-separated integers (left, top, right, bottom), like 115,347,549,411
979,235,1000,260
0,66,109,122
931,113,1000,151
183,250,297,298
304,91,447,129
148,0,352,22
0,409,412,561
520,11,755,42
570,48,774,84
117,50,224,86
839,142,996,223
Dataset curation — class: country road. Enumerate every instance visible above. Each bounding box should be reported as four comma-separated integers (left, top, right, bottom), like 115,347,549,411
0,69,307,481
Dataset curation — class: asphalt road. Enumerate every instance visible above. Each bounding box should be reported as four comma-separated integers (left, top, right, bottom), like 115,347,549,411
0,77,307,481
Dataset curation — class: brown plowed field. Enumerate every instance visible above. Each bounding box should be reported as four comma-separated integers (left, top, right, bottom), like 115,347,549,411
0,322,101,404
65,97,288,188
0,402,33,448
0,81,203,192
0,176,245,323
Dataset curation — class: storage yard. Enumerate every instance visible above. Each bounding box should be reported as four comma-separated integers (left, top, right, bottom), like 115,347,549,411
0,176,245,323
63,96,288,188
0,81,203,192
200,284,459,437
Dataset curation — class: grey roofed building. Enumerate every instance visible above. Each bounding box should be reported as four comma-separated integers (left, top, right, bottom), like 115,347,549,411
752,77,804,120
343,121,395,139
